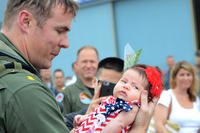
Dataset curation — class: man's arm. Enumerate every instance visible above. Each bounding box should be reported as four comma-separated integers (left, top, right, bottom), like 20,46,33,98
62,88,72,114
6,84,69,133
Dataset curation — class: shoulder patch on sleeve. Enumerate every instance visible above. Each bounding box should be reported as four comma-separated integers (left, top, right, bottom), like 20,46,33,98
56,93,64,103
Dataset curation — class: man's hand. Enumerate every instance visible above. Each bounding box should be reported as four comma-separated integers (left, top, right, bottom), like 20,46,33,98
129,90,158,133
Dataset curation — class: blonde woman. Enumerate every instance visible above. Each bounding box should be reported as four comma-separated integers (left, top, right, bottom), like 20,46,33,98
154,61,200,133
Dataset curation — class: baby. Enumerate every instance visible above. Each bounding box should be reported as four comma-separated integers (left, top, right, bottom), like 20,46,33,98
74,64,163,133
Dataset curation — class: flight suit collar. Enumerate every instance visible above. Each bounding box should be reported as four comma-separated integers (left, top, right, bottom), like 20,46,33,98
0,32,40,77
75,77,86,91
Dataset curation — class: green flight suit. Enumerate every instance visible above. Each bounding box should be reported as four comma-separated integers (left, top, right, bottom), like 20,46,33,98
0,33,69,133
62,78,93,114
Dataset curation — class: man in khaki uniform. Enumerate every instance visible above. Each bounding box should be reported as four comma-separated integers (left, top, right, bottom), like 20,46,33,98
0,0,79,132
62,46,99,114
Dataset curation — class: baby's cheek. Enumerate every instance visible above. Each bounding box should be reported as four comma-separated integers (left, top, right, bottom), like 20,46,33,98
112,89,117,97
117,82,124,86
128,92,140,101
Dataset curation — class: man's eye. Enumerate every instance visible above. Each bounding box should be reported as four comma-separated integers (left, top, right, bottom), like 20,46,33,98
56,30,63,34
56,29,66,34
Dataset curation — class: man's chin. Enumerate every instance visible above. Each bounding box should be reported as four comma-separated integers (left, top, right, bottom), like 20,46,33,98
38,62,51,69
84,76,94,80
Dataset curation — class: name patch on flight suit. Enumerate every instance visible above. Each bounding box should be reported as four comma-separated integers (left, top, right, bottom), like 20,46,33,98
79,92,92,104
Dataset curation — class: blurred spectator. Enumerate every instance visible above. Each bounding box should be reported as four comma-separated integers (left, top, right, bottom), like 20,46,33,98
96,57,123,83
154,61,200,133
86,56,125,114
53,69,65,94
40,68,56,96
163,55,175,90
62,45,99,114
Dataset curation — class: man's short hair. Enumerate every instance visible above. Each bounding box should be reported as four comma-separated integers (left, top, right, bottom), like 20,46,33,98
3,0,79,28
53,69,65,76
76,45,99,59
97,57,124,73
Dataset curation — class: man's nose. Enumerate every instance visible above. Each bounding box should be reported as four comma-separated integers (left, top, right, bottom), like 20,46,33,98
85,62,93,67
60,36,69,48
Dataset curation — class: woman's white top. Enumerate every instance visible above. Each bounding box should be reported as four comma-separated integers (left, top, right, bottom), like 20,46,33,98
158,89,200,133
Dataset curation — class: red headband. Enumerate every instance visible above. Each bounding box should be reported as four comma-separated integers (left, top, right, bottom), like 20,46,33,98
144,66,163,98
136,66,163,98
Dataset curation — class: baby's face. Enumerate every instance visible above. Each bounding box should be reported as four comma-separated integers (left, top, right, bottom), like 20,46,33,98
113,69,146,102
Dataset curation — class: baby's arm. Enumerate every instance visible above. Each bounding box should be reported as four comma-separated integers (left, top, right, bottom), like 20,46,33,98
86,78,105,114
70,114,87,133
101,105,139,133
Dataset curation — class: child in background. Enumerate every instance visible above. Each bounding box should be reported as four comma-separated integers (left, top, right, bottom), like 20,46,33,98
74,64,163,133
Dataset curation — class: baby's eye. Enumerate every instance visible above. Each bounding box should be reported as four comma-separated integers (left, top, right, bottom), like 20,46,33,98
120,80,126,84
132,86,139,90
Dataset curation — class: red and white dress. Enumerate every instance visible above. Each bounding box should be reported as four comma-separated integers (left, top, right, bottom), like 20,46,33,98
74,96,134,133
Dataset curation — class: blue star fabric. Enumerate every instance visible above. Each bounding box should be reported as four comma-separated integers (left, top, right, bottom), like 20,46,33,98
94,97,140,126
104,98,132,117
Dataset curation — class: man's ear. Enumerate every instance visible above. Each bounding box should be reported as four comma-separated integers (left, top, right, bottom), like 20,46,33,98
74,61,79,69
18,10,33,33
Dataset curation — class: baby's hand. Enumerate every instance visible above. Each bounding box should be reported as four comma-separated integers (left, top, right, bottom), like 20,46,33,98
86,78,107,114
86,97,106,114
73,115,86,127
115,104,139,127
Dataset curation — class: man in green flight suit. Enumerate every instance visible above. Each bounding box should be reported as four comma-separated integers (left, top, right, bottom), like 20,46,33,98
0,0,79,133
61,45,99,114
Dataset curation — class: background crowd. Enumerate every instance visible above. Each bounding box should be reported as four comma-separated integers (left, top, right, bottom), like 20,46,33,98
40,45,200,133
